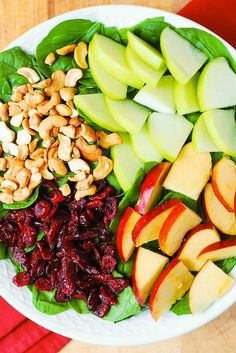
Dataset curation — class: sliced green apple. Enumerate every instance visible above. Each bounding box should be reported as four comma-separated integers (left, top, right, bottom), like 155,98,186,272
126,44,166,88
174,72,200,115
163,142,212,200
132,247,168,306
105,96,150,134
88,41,127,100
74,93,125,132
192,112,221,152
160,27,207,85
127,31,165,70
134,75,176,113
148,112,193,162
111,133,142,192
189,261,234,314
197,57,236,111
204,109,236,157
130,124,163,162
91,34,144,89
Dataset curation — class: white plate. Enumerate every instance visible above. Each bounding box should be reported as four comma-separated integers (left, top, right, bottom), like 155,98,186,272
1,5,236,346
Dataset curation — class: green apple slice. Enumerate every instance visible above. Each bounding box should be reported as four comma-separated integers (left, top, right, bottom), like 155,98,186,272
134,75,176,113
74,93,125,132
148,112,193,162
111,133,143,191
192,112,220,152
174,72,200,115
204,109,236,157
130,123,164,162
88,41,127,100
127,31,165,70
197,57,236,111
160,27,207,85
126,45,166,88
91,34,144,89
105,96,150,134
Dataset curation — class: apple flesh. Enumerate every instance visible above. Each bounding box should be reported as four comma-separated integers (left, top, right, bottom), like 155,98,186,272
198,238,236,263
116,207,141,263
159,202,202,256
73,93,125,132
211,156,236,212
203,183,236,235
174,72,200,115
150,259,194,320
189,261,234,314
132,198,181,246
105,96,150,135
163,142,212,200
88,40,127,100
178,223,220,271
132,247,168,306
160,27,207,85
197,57,236,111
135,162,171,215
148,112,193,163
134,75,176,113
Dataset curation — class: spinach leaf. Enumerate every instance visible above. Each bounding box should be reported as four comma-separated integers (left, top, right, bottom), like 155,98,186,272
78,69,100,95
215,257,236,274
106,171,122,195
117,256,134,278
0,74,28,102
68,299,90,314
0,243,7,259
185,112,201,125
103,287,141,322
175,28,236,72
25,232,45,253
3,185,40,210
31,287,69,315
158,190,198,212
211,152,225,165
109,162,157,233
0,203,8,218
100,26,123,43
171,292,191,315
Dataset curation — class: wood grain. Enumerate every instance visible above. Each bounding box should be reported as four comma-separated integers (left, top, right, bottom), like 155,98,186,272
1,1,235,352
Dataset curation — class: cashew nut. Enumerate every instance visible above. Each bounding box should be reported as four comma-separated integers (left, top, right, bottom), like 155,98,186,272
29,112,42,132
0,103,9,121
25,90,45,108
16,129,32,145
25,158,44,172
51,126,59,138
55,103,72,116
13,85,28,95
72,146,80,158
67,100,79,118
59,87,76,101
76,136,102,162
79,124,96,143
13,187,32,202
68,158,90,173
32,78,51,88
69,116,82,127
48,157,67,176
18,144,29,161
28,172,42,189
60,125,76,139
8,143,19,157
8,102,22,117
22,119,37,136
47,146,58,160
0,122,15,143
42,138,55,148
65,68,83,87
17,67,40,84
38,115,67,140
45,52,56,65
59,183,71,196
10,112,24,127
11,91,23,103
30,148,45,160
58,133,72,162
74,184,97,201
56,44,76,56
18,99,28,111
75,174,93,190
93,156,113,180
0,158,7,171
0,193,13,204
1,179,18,191
44,70,66,97
16,168,31,188
96,131,123,149
37,91,61,115
68,171,86,182
40,164,54,180
74,42,88,69
28,138,39,153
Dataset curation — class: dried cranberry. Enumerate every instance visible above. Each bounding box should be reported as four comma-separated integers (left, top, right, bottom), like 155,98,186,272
55,288,72,302
35,200,51,219
95,303,110,318
22,225,37,247
87,288,100,311
104,197,117,225
100,244,115,257
35,277,52,291
11,247,30,272
101,255,117,274
49,189,65,203
99,285,118,305
87,200,103,209
108,278,129,294
74,289,87,301
12,272,31,287
79,211,92,228
45,219,62,247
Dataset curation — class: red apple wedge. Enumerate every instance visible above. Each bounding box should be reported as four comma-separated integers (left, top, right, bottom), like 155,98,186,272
132,247,168,306
159,204,202,256
116,207,141,263
189,261,234,314
177,223,220,271
211,156,236,212
198,238,236,263
135,162,171,215
204,183,236,235
132,198,181,246
150,259,194,320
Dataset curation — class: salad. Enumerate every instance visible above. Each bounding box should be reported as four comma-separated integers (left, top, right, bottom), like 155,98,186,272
0,16,235,323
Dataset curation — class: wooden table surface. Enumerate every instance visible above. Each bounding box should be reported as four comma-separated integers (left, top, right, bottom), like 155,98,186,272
1,1,236,352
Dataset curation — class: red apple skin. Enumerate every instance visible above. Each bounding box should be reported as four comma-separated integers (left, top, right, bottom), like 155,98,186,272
234,192,236,216
135,162,171,215
177,223,215,257
198,238,236,258
150,259,180,314
212,176,234,213
116,207,137,263
132,198,182,245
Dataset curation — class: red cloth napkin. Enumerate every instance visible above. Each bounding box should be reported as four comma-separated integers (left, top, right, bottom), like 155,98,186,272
0,1,235,352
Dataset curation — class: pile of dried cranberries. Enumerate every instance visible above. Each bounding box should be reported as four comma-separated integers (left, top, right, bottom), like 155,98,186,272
0,180,129,317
